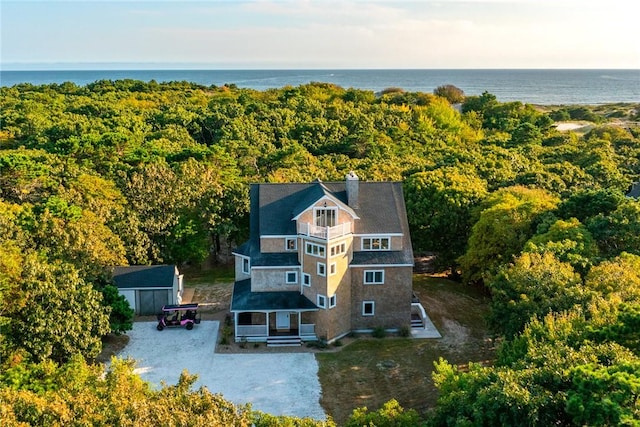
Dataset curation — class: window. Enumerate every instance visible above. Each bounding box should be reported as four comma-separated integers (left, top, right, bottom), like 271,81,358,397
330,242,347,257
317,262,326,277
364,270,384,285
330,262,337,276
363,301,375,316
362,237,390,251
317,294,327,309
285,271,298,284
286,238,297,251
305,242,326,258
329,294,337,308
315,208,337,227
303,273,311,287
242,258,250,274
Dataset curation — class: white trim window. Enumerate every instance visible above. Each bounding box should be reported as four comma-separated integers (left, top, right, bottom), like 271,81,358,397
303,273,311,287
242,258,250,274
364,270,384,285
305,242,326,258
285,271,298,284
329,262,337,276
329,294,337,308
330,242,347,257
286,238,297,251
362,301,375,316
317,262,326,277
362,237,390,251
317,294,327,309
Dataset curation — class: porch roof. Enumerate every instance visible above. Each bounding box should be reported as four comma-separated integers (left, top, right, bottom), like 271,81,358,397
230,279,318,312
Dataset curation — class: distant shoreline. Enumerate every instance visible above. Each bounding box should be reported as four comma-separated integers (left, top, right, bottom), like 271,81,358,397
2,69,638,105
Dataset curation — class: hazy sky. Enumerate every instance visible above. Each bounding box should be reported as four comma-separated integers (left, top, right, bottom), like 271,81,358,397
2,0,639,69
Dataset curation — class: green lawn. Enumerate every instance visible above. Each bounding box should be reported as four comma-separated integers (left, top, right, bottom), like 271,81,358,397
183,264,235,284
316,275,494,425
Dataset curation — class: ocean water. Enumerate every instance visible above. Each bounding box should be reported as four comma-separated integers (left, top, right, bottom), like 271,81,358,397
1,69,638,105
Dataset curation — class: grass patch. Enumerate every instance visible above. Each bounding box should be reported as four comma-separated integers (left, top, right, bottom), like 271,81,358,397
184,265,235,284
316,274,494,425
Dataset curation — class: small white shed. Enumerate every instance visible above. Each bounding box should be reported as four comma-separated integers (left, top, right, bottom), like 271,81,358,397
112,265,184,315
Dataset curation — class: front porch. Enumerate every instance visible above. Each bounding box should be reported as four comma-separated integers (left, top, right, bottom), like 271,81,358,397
230,279,319,346
234,311,318,345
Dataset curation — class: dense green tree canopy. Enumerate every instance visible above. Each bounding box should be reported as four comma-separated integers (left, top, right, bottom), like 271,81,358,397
458,186,559,283
0,80,639,424
404,167,488,270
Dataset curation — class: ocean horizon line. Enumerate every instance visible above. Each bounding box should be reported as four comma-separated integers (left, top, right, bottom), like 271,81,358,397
2,69,638,105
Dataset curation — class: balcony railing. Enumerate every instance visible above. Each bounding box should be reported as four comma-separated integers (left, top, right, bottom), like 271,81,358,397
298,222,351,240
235,323,316,340
236,324,268,338
300,323,316,336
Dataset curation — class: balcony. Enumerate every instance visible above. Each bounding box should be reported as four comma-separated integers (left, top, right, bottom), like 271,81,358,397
298,222,351,240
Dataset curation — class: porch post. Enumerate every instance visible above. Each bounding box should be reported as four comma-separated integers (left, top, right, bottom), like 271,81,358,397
266,312,270,337
298,311,302,335
234,312,238,342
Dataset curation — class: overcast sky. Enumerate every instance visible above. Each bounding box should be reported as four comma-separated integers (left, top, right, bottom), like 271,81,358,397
2,0,639,69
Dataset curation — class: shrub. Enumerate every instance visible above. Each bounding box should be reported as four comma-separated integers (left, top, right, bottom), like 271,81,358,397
398,326,411,337
549,109,571,121
372,327,387,338
306,340,328,349
434,84,465,104
219,326,233,345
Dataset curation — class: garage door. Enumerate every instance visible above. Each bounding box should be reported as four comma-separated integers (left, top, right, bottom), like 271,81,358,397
138,289,170,315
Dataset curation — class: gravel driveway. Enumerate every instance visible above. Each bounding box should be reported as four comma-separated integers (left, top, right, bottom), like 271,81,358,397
118,321,326,420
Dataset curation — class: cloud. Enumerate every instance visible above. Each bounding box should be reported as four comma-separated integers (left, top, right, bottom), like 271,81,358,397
3,0,638,68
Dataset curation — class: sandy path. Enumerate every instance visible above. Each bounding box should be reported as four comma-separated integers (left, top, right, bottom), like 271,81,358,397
118,321,326,420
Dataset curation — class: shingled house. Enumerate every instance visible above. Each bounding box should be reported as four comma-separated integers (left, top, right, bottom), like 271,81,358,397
230,172,416,345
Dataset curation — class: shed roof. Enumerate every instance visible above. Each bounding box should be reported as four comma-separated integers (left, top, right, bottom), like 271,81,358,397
112,265,177,289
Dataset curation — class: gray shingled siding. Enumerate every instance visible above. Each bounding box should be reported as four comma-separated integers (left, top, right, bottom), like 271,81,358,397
350,266,413,330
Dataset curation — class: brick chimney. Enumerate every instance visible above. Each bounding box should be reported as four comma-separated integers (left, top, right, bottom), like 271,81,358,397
346,171,359,208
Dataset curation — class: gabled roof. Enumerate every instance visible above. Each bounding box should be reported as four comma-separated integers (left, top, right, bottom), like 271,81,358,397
236,178,414,268
112,265,177,289
234,177,413,266
627,182,640,198
255,180,406,236
290,180,358,220
230,279,318,312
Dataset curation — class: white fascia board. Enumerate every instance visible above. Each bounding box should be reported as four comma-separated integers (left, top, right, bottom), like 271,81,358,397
232,252,250,258
349,263,414,268
354,233,403,237
301,235,330,244
230,308,319,313
261,234,297,239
